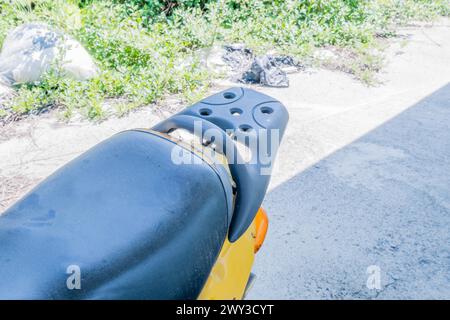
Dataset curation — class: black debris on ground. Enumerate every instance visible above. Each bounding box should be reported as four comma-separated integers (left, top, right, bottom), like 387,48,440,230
222,44,303,88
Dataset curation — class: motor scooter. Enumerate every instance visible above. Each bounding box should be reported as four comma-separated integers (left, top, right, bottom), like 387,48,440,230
0,87,288,299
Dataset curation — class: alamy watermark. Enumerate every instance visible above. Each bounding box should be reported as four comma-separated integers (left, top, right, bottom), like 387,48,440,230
170,120,281,176
66,264,81,290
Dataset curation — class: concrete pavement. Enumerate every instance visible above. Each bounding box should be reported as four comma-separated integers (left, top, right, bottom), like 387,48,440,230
247,20,450,299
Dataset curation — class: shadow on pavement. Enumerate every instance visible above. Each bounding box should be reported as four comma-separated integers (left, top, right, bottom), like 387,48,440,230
250,83,450,299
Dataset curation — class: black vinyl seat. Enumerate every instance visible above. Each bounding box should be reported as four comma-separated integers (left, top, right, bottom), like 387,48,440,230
0,130,231,299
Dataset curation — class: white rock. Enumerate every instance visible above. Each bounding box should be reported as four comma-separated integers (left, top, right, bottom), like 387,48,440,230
0,76,13,99
0,23,98,85
313,48,338,62
0,85,13,113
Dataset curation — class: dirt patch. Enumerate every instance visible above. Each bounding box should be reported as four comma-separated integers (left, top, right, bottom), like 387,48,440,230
0,174,40,211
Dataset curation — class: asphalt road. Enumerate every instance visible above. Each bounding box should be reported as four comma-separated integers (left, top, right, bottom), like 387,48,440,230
247,20,450,299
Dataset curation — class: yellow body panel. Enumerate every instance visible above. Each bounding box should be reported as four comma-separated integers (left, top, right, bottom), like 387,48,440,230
197,221,256,300
195,141,257,300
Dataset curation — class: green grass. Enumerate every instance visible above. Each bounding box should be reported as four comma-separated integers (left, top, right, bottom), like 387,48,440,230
0,0,449,121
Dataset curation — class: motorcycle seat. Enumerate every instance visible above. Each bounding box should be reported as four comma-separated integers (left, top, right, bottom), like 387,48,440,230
0,130,232,299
